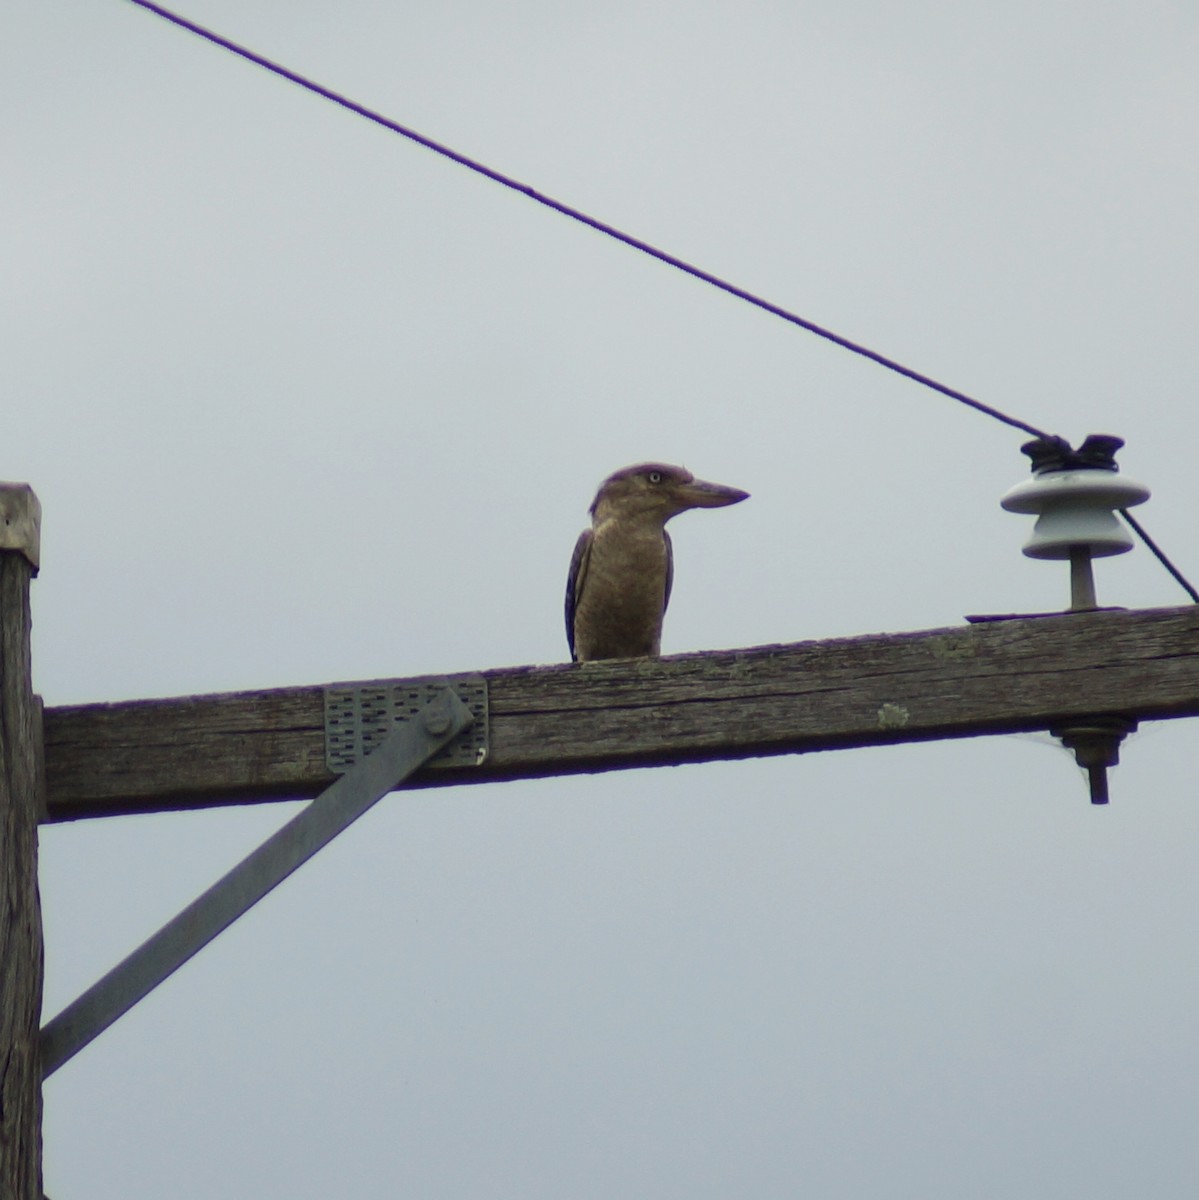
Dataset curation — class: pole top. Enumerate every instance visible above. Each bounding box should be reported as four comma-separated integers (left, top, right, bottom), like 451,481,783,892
0,483,41,572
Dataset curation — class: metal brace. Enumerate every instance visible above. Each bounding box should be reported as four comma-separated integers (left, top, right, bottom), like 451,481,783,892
40,688,474,1079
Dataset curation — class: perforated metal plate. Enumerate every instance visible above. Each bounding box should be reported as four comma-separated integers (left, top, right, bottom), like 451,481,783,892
324,676,488,773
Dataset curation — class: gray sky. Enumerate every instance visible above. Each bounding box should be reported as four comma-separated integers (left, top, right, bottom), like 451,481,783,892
6,1,1199,1196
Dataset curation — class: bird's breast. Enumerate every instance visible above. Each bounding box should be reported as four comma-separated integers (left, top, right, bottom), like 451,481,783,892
573,522,670,659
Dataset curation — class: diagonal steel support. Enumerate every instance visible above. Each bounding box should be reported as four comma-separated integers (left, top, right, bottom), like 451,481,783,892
40,687,473,1079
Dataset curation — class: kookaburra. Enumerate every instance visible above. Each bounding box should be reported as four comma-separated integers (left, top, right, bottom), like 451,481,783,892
565,462,748,662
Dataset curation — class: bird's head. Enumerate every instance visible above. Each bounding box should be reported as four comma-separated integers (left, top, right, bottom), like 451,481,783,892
589,463,749,524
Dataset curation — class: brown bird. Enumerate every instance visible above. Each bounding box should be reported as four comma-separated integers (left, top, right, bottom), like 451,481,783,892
565,462,749,662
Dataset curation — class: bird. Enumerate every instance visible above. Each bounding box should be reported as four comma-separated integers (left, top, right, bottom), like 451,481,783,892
565,462,749,662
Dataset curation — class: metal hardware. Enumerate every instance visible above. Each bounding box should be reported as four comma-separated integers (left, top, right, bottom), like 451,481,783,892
40,688,474,1079
1050,716,1137,805
324,676,488,773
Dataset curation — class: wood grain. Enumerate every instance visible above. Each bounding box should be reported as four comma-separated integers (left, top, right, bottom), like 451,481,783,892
0,553,44,1197
43,606,1199,822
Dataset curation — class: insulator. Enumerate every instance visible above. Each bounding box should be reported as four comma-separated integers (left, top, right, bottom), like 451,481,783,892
1000,434,1149,561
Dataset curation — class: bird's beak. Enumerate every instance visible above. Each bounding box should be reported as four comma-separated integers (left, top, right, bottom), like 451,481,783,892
676,478,750,509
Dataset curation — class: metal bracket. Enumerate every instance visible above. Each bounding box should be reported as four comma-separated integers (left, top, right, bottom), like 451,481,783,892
324,675,488,772
40,688,474,1079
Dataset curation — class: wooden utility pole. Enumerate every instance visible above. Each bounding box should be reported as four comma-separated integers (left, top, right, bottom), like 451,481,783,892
0,484,43,1200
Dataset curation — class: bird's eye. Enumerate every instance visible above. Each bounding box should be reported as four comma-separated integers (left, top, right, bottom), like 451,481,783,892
648,471,663,484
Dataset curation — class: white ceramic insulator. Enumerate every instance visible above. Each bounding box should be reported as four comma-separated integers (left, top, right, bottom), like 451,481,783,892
999,469,1150,560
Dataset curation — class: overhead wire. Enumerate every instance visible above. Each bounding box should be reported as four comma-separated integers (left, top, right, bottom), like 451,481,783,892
1119,510,1199,604
125,0,1050,441
123,0,1197,603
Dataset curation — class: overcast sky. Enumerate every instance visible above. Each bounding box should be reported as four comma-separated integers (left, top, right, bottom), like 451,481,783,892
6,1,1199,1196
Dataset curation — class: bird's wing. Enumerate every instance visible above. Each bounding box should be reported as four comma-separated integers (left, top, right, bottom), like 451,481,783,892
565,528,593,661
663,529,674,614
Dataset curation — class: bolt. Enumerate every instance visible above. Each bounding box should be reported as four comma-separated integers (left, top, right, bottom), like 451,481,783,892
423,700,453,737
1050,717,1136,805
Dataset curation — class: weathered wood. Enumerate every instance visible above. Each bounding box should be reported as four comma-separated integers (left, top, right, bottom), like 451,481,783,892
43,605,1199,822
0,548,44,1197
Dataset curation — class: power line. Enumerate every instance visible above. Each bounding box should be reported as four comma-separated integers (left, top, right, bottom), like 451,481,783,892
1119,510,1199,604
123,0,1197,604
126,0,1050,441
